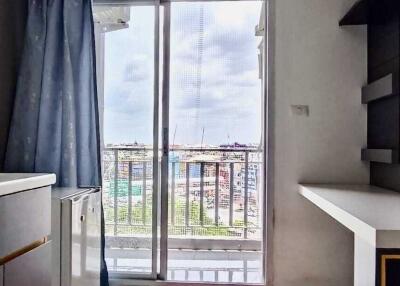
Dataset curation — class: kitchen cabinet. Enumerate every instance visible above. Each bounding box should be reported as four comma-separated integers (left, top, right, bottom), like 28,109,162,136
4,242,51,286
0,186,51,257
0,173,56,286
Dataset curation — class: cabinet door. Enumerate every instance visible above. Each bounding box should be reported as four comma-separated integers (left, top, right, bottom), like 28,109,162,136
4,242,51,286
0,186,51,258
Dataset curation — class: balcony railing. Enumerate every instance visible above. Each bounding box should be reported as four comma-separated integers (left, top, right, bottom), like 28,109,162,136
102,146,263,250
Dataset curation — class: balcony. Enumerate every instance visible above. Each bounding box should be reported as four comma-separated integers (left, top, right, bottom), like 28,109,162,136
102,146,263,283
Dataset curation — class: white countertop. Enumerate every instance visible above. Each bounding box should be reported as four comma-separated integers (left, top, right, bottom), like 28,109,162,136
299,184,400,230
299,184,400,248
0,173,56,196
299,184,400,285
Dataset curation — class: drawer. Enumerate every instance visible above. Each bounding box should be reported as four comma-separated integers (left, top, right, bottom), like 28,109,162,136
0,187,51,258
4,241,51,286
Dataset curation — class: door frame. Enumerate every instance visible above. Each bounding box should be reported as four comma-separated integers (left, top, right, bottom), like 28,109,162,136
94,0,161,280
159,0,170,280
93,0,272,284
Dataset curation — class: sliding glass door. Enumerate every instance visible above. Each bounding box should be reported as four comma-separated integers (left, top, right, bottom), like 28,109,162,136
164,2,264,282
94,2,160,279
94,0,266,283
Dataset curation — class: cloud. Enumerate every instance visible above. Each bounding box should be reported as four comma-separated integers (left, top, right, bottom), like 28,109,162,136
123,55,150,82
104,108,153,144
102,2,263,145
168,2,262,140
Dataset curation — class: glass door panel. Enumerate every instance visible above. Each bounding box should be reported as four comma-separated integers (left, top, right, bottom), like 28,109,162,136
166,1,264,283
94,0,266,282
93,3,159,278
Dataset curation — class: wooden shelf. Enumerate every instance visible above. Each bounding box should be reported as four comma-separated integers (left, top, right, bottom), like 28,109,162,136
362,74,394,103
339,0,369,26
361,148,398,164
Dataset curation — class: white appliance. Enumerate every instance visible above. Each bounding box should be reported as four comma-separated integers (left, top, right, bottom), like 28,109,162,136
51,188,101,286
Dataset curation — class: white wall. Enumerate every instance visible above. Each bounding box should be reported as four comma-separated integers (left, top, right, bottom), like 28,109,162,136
270,0,369,285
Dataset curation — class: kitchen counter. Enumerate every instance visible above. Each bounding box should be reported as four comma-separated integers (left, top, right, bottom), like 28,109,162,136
0,173,56,196
299,184,400,286
0,173,54,286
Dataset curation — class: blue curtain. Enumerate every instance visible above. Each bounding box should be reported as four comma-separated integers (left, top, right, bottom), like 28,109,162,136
4,0,108,284
5,0,100,187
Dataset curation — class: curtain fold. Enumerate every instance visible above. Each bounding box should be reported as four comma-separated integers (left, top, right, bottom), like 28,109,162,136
4,0,108,284
5,0,100,187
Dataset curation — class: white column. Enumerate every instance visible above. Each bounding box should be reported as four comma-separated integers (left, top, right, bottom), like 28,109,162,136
354,231,376,286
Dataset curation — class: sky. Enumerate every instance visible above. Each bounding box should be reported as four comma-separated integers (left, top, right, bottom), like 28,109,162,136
103,1,263,146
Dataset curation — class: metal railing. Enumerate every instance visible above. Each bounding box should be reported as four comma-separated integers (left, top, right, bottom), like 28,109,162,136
102,146,263,245
106,247,262,282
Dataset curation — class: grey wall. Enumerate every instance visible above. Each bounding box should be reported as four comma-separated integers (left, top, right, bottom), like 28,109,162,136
270,0,369,285
0,0,28,170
